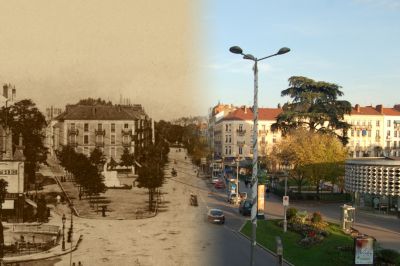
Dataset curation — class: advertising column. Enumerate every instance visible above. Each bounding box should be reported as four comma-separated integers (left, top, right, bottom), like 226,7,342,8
257,184,265,219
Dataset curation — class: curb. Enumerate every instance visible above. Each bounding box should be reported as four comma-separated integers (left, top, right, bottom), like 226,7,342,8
236,221,295,266
2,235,83,264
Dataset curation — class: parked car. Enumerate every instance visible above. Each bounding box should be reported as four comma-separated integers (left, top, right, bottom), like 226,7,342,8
214,180,225,189
207,209,225,224
239,199,252,216
211,176,220,184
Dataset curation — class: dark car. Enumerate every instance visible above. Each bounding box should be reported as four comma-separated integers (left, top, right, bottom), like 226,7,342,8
207,209,225,224
239,200,252,216
214,180,225,189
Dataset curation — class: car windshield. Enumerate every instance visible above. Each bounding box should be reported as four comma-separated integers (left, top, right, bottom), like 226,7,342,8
210,210,223,216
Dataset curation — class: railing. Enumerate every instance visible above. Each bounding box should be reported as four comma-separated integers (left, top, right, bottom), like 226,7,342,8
67,129,79,136
95,129,106,136
236,130,246,136
95,141,105,147
121,129,132,136
122,141,132,147
12,224,60,235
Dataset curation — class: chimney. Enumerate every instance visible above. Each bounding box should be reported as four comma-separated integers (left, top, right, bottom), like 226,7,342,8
355,104,360,112
376,104,383,114
3,84,8,98
394,104,400,112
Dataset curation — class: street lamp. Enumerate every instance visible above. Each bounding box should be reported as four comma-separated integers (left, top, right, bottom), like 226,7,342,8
229,45,290,266
62,214,66,251
69,202,74,266
283,160,289,233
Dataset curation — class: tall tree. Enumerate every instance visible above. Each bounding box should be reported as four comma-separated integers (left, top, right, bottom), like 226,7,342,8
0,179,8,258
5,99,48,183
272,76,352,144
90,147,106,168
272,130,347,196
119,148,135,167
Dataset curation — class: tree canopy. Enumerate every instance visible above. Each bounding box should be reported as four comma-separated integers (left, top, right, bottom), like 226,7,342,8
272,76,352,144
76,98,112,106
2,99,48,183
272,130,347,195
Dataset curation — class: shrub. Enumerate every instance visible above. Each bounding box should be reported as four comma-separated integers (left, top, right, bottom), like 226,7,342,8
375,249,400,264
286,207,298,221
311,212,322,224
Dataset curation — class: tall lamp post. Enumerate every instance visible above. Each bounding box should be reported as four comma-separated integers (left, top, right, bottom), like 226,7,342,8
229,45,290,266
69,202,74,266
283,160,289,233
62,214,66,251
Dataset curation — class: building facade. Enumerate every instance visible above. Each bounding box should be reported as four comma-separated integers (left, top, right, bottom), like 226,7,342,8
51,104,152,166
213,106,282,159
345,157,400,215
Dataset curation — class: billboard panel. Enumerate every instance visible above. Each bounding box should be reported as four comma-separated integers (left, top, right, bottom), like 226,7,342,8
257,184,265,216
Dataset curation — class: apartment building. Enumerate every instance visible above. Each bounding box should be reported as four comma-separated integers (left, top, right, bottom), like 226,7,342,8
213,106,282,159
345,104,400,157
52,104,152,165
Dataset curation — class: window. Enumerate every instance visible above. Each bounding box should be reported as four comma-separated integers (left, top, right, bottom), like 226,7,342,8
225,135,228,143
394,141,397,149
84,123,89,132
376,130,380,137
111,123,115,132
362,120,366,126
395,131,398,138
70,123,75,130
368,120,372,126
239,147,243,155
239,124,243,131
84,135,89,144
356,130,360,137
388,120,391,127
368,130,371,137
351,130,354,137
225,124,228,131
111,135,115,145
387,130,391,136
376,120,380,127
98,123,102,131
124,123,129,129
228,135,231,143
387,141,391,148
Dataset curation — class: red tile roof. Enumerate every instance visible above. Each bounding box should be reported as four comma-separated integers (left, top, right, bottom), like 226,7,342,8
221,107,281,121
350,106,382,115
382,108,400,116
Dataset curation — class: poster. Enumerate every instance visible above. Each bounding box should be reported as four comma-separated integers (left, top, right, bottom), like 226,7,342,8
354,237,374,265
257,184,265,217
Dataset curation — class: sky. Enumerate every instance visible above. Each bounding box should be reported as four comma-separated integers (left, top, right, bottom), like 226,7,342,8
0,0,203,120
201,0,400,111
1,1,399,120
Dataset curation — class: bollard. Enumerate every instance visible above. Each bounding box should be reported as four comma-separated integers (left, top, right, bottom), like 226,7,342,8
276,236,283,266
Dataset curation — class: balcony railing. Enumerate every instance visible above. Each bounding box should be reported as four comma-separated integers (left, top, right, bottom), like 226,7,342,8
68,129,79,136
121,129,132,136
122,141,132,148
95,129,106,136
236,130,246,136
95,141,104,147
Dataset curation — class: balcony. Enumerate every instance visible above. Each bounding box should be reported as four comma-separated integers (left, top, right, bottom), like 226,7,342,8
237,141,245,146
122,141,132,148
121,129,132,136
236,130,246,136
68,129,79,136
68,141,78,147
95,141,104,148
95,129,106,136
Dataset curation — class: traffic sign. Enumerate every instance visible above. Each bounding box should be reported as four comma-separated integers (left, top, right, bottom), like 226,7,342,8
283,196,289,206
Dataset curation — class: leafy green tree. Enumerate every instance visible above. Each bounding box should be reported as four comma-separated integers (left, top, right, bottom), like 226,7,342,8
272,76,352,144
2,99,48,183
136,143,166,211
273,130,347,196
90,147,106,168
119,148,135,167
0,179,8,258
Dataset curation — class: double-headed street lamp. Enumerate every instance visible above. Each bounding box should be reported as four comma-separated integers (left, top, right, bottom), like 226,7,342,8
62,214,66,251
229,45,290,266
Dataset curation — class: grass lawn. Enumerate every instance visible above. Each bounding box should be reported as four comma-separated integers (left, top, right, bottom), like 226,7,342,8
241,220,354,266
